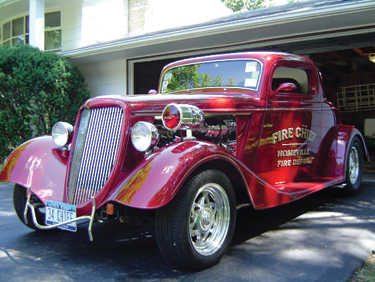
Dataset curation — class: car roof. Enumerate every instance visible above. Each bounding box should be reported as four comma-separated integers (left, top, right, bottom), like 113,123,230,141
161,51,312,72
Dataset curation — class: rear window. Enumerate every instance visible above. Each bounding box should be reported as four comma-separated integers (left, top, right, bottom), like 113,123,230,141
160,60,262,94
272,67,309,94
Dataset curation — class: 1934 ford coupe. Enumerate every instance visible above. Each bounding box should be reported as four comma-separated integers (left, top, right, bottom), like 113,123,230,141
0,52,369,270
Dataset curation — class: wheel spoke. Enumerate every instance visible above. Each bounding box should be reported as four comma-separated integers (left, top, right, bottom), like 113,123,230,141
190,226,200,240
199,191,209,206
190,202,200,225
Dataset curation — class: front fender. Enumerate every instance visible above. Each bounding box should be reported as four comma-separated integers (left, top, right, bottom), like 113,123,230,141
111,141,238,209
0,136,67,203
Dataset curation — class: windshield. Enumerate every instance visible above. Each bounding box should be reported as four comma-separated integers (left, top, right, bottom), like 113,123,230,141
160,59,262,94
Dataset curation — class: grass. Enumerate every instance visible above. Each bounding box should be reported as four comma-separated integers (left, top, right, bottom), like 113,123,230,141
349,252,375,282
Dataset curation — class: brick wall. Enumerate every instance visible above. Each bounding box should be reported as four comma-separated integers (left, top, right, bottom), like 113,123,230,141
128,0,147,33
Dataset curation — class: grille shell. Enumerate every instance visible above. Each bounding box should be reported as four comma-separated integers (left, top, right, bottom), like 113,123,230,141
68,107,124,205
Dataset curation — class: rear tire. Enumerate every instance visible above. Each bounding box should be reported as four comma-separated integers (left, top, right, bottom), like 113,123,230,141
341,137,364,195
155,169,236,271
13,184,46,230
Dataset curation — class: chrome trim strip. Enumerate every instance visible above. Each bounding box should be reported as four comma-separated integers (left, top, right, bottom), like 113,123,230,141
132,111,255,117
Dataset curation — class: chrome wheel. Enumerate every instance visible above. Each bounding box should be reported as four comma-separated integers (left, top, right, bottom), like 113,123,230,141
341,137,364,196
190,183,230,256
348,146,359,184
155,169,236,270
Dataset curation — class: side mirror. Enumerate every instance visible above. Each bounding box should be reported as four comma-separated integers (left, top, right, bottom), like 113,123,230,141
148,89,158,95
273,82,297,95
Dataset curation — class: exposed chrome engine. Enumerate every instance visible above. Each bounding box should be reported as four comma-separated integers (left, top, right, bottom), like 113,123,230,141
156,115,237,154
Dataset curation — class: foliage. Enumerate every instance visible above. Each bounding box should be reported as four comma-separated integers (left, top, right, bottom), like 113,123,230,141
0,44,90,156
220,0,269,11
166,64,226,91
162,63,237,93
221,0,306,12
349,254,375,282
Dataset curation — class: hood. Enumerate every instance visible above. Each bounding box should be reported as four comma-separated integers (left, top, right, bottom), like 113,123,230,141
85,92,263,116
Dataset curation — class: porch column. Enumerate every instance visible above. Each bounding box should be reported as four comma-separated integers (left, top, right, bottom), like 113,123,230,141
29,0,44,50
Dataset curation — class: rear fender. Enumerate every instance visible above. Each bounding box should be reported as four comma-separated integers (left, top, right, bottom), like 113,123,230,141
325,125,369,178
0,136,67,203
111,141,242,209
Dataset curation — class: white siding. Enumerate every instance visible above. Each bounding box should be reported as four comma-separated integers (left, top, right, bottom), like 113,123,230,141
79,59,127,97
62,0,129,50
0,1,28,22
61,1,83,50
83,0,128,43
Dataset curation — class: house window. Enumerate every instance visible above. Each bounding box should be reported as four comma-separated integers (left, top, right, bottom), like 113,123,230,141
1,12,61,51
44,11,61,51
1,16,29,46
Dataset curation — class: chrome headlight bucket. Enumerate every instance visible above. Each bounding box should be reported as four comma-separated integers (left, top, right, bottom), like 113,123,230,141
131,122,159,152
162,104,204,131
52,122,74,147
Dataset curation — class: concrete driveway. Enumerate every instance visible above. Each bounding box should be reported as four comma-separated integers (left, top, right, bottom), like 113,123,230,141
0,177,374,282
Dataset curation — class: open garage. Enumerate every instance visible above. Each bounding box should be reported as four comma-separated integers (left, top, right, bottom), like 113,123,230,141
64,0,375,149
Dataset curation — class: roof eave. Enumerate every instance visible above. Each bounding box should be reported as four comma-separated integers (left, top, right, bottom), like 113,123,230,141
60,0,375,64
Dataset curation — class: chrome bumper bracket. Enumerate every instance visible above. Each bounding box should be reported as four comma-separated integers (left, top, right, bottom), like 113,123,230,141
24,189,97,241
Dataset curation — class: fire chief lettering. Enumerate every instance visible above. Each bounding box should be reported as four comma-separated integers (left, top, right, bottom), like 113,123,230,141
272,127,316,145
272,127,316,168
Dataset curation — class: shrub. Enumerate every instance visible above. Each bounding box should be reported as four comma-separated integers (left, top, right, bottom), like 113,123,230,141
0,44,90,156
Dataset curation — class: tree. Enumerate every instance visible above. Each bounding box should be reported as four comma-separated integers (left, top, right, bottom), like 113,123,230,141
221,0,305,12
162,64,236,93
0,44,90,156
220,0,271,12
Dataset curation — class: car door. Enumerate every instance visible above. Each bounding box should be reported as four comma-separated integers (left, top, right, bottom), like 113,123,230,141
253,61,324,189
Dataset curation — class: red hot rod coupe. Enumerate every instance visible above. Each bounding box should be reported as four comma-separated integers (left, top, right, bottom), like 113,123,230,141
0,52,369,270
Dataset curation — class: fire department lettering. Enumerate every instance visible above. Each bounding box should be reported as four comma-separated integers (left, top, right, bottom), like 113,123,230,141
272,127,316,144
277,157,314,167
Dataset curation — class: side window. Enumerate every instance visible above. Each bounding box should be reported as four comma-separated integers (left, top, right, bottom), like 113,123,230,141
272,67,309,94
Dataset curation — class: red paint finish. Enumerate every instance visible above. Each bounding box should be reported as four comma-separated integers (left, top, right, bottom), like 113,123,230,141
0,136,67,203
111,141,240,209
0,51,369,218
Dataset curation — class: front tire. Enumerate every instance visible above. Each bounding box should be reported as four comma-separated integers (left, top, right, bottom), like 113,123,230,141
155,169,236,271
342,137,364,195
13,184,46,230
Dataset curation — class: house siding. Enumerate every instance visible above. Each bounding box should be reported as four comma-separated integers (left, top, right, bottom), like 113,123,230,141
79,59,127,97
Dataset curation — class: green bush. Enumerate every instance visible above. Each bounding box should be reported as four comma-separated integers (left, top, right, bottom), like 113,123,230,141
0,44,90,156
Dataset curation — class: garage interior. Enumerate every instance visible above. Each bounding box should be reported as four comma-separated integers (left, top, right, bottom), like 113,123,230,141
133,33,375,151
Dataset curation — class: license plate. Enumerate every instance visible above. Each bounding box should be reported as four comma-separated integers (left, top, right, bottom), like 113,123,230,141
46,200,77,232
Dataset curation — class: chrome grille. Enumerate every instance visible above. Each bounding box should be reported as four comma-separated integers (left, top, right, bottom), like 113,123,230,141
68,107,124,205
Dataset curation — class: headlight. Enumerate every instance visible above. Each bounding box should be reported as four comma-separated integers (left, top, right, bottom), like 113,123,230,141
131,122,159,152
52,122,73,147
